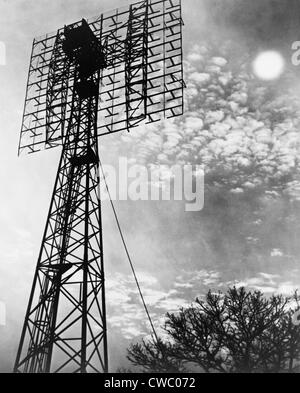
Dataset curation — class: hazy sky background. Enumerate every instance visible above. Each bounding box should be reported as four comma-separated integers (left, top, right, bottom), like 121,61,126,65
1,0,300,372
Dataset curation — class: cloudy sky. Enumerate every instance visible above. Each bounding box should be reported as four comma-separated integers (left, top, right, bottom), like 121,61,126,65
1,0,300,372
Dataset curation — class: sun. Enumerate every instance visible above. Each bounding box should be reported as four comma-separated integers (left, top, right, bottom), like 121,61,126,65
252,51,285,80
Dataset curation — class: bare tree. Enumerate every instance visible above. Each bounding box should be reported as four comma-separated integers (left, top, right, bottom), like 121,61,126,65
127,337,186,373
127,287,300,373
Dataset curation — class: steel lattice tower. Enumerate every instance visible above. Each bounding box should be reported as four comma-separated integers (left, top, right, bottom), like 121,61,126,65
14,0,184,373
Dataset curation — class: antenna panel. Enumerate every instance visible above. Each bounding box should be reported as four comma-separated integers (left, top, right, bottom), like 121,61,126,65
18,0,184,155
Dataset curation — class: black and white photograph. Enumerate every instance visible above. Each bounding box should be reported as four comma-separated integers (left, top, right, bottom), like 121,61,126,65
0,0,300,378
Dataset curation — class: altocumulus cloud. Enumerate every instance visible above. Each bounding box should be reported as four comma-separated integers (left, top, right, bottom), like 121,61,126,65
117,42,300,201
106,269,224,339
105,40,300,341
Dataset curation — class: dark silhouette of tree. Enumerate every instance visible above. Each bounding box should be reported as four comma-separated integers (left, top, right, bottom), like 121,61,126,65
127,287,300,373
127,337,186,373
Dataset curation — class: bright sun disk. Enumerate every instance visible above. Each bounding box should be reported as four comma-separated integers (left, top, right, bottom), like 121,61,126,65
253,51,285,80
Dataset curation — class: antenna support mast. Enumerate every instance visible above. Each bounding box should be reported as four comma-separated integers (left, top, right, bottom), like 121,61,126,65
14,0,184,373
